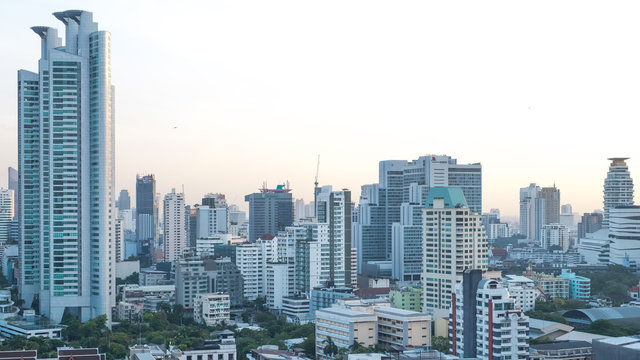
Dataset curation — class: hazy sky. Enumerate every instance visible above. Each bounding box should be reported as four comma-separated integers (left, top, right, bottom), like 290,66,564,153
1,0,639,217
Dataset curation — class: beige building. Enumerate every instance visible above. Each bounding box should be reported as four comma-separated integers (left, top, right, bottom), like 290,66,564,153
315,299,431,358
193,293,230,326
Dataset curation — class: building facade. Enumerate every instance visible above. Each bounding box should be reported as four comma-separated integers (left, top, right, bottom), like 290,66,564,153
603,158,634,227
163,189,186,262
193,293,230,326
136,174,158,267
18,10,115,323
245,185,293,242
422,187,487,317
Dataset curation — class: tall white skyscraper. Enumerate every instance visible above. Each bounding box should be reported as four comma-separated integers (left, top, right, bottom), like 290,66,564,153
519,183,540,241
18,10,115,323
163,189,186,262
603,158,634,227
422,187,487,318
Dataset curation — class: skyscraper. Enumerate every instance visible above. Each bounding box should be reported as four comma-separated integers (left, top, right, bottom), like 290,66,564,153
18,10,115,323
117,189,131,210
539,185,560,225
577,212,603,239
245,184,294,242
163,189,186,262
422,187,487,318
316,187,353,287
603,158,634,227
136,174,158,267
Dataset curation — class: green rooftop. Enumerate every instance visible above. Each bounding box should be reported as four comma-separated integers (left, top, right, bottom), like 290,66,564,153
425,187,468,209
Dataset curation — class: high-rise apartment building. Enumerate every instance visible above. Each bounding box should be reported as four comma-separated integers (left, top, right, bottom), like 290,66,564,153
18,10,115,323
197,206,228,238
136,174,158,267
0,189,14,244
519,183,540,241
608,206,640,267
245,184,294,242
450,271,529,360
117,190,131,210
422,187,487,318
163,189,186,262
317,187,353,287
114,218,124,262
202,193,227,208
540,223,570,251
603,158,634,227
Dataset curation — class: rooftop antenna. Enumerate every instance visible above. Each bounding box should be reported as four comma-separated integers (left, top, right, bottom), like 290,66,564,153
314,155,320,216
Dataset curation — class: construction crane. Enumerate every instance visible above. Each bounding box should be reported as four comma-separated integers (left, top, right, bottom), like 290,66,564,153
314,155,320,217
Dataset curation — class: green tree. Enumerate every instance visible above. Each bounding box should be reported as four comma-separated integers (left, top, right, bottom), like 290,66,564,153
322,337,339,359
432,336,450,354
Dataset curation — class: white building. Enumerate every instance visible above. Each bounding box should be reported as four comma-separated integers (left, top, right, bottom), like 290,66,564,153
18,9,115,324
236,236,277,300
541,223,570,251
503,275,537,312
193,293,230,326
450,276,529,360
197,205,228,238
520,183,541,240
487,223,510,240
578,229,611,265
422,187,487,317
0,189,13,244
163,189,186,262
118,209,136,232
266,263,295,310
175,258,209,308
608,206,640,267
603,158,634,227
196,234,230,256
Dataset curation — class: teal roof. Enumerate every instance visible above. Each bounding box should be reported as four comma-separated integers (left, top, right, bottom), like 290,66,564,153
425,187,468,209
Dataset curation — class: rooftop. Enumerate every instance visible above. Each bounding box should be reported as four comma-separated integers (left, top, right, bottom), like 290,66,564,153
530,341,592,351
425,187,468,209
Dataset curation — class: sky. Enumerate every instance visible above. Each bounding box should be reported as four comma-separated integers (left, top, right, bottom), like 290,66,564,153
1,0,639,218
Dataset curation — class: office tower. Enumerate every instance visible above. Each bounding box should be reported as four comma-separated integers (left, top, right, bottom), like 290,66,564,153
560,204,576,229
540,223,569,251
603,158,634,227
519,183,540,240
450,272,529,360
577,212,603,239
18,10,115,323
0,189,13,244
422,187,487,318
561,204,573,214
539,186,560,225
228,205,247,225
8,168,17,220
136,174,158,267
244,184,293,242
114,218,124,262
391,193,426,281
197,206,228,238
186,205,198,248
163,189,186,262
117,190,131,210
202,193,227,208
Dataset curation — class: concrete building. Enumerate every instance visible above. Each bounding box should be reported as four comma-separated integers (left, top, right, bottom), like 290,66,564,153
310,286,356,315
266,262,295,310
0,189,13,244
520,183,541,241
316,187,353,288
245,184,294,242
0,310,62,339
18,10,115,323
593,336,640,359
193,293,231,326
389,287,422,312
137,174,158,267
374,307,430,349
539,186,561,225
487,223,510,240
163,189,186,262
603,158,634,227
540,223,570,251
577,212,603,239
236,236,277,300
449,272,529,360
422,187,487,317
282,296,311,324
503,275,538,312
524,270,569,299
115,218,125,262
529,341,592,360
315,306,377,358
197,205,228,238
7,167,18,221
175,257,244,309
608,206,640,267
117,189,131,210
558,269,591,301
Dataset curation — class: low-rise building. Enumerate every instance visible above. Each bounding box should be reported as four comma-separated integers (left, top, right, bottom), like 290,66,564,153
140,269,169,286
315,306,377,358
558,269,591,301
0,311,62,339
502,275,538,311
282,296,310,324
310,286,356,315
172,331,236,360
593,336,640,360
374,307,430,349
529,341,592,360
388,287,422,312
193,293,230,326
523,270,569,299
115,301,144,322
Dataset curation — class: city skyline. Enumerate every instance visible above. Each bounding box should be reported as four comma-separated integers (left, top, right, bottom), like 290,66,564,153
2,1,640,217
